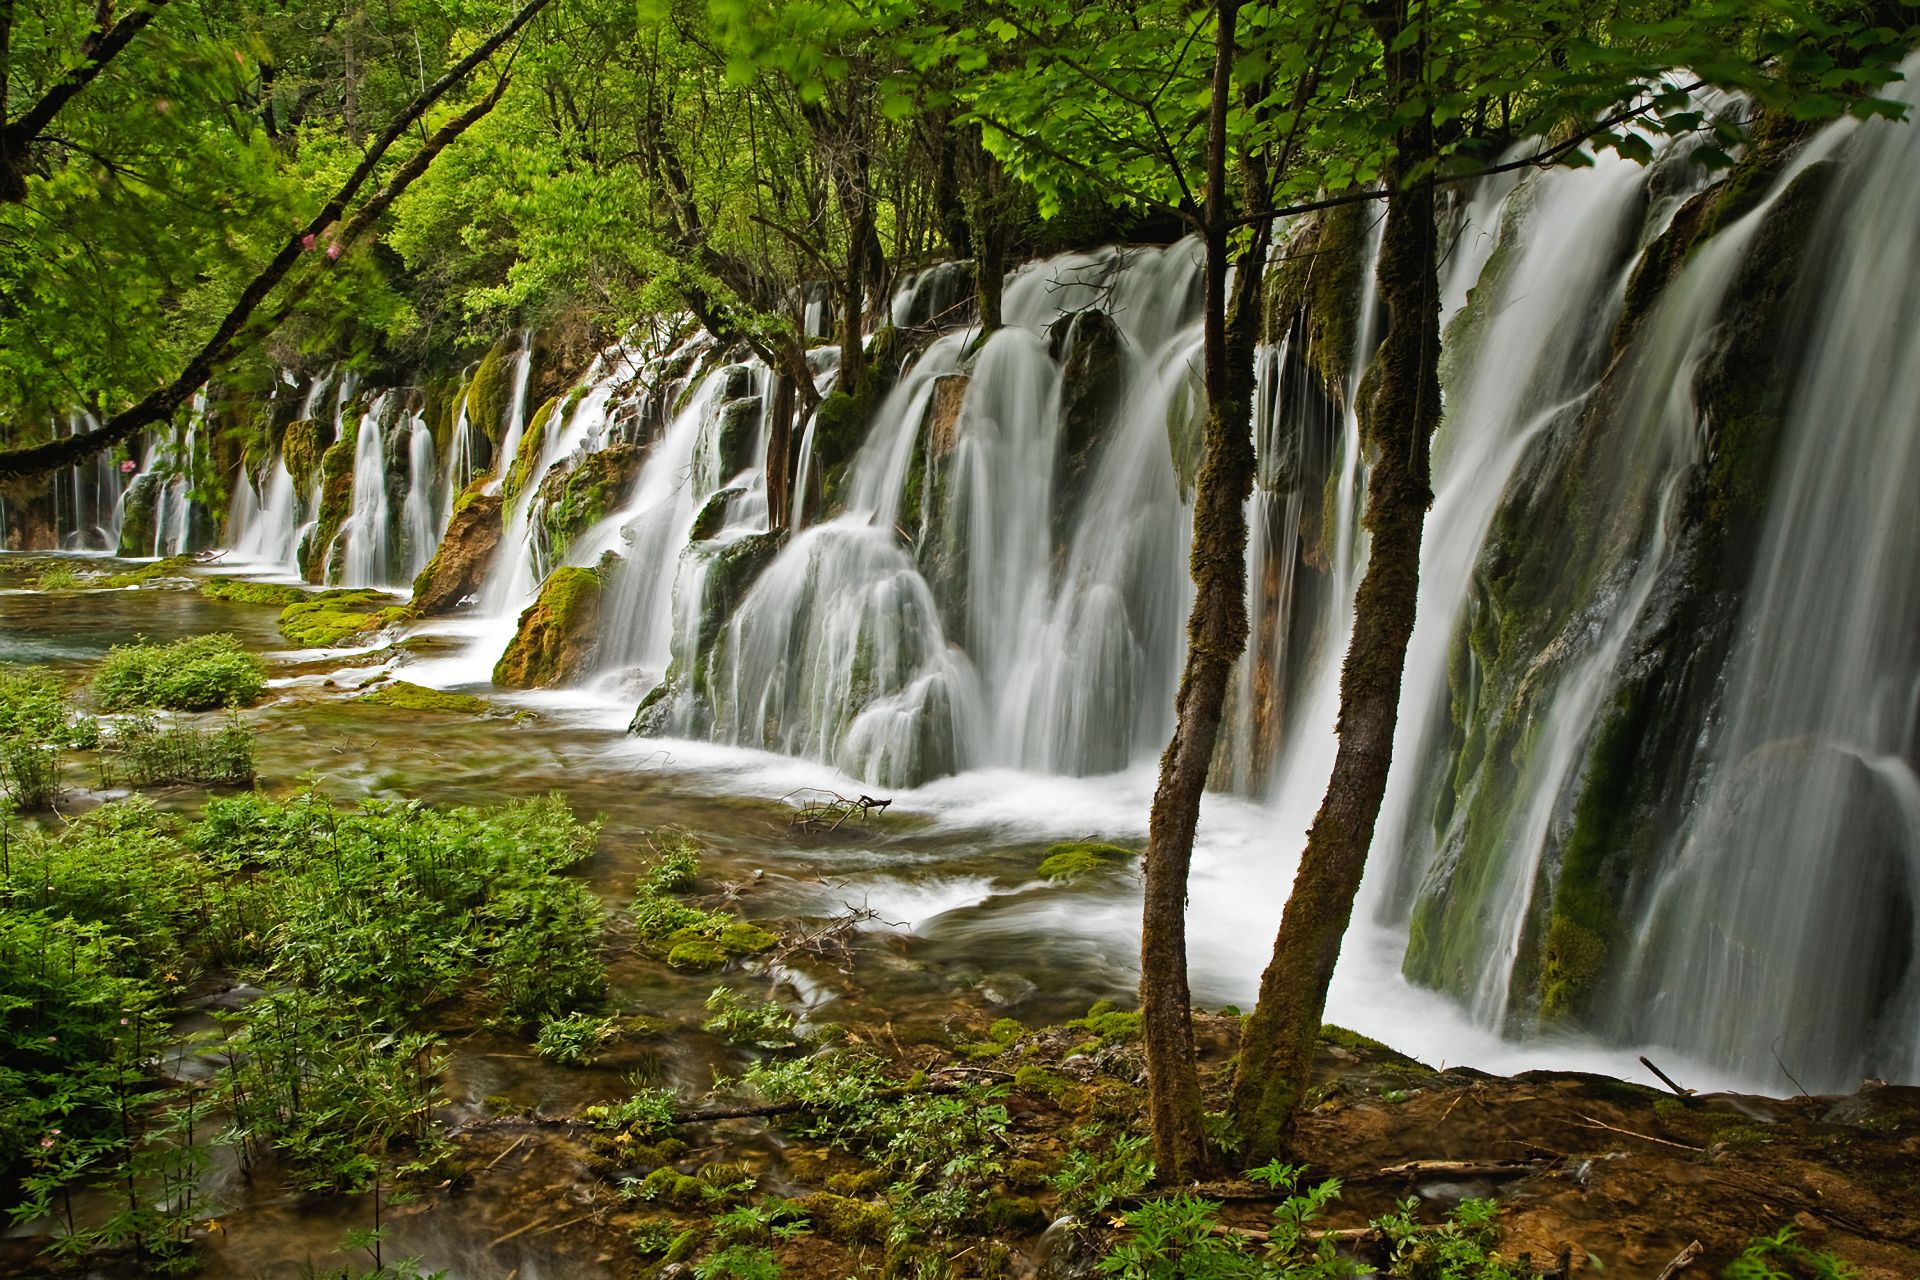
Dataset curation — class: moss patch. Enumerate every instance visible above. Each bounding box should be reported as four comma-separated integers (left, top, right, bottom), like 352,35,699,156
1037,840,1135,881
537,443,641,565
359,681,490,714
494,566,603,689
278,590,406,647
503,395,559,501
200,578,309,606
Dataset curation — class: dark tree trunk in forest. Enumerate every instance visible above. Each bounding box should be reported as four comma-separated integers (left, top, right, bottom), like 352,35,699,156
766,371,796,531
1140,0,1270,1184
1230,3,1442,1161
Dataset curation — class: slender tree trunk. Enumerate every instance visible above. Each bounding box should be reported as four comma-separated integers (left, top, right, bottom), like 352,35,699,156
766,371,796,531
1230,3,1441,1161
1140,0,1263,1184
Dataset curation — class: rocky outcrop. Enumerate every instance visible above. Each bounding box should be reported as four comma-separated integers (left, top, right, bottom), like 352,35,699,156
1048,308,1126,533
537,442,643,565
494,565,604,688
299,437,357,582
411,485,503,614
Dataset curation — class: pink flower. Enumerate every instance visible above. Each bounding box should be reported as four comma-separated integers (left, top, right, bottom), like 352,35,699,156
120,460,137,474
40,1138,54,1149
119,1017,130,1026
302,233,317,251
326,242,342,261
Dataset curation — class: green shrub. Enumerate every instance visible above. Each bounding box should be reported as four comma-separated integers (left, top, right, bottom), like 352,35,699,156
534,1011,619,1064
632,837,777,970
0,739,59,810
0,665,98,747
92,634,265,710
100,712,255,788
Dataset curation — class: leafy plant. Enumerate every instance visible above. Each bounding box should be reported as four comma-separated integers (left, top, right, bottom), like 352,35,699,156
92,634,266,711
534,1011,618,1065
100,711,255,788
1724,1225,1860,1280
703,987,804,1048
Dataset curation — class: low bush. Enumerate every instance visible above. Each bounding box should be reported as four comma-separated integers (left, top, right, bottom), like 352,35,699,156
0,665,98,747
100,712,255,789
92,634,265,711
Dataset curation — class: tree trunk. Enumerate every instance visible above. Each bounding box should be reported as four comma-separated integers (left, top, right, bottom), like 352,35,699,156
766,370,796,531
1229,3,1441,1161
1140,0,1259,1184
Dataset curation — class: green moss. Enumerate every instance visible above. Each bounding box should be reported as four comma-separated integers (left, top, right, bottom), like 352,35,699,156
503,395,559,501
359,681,490,715
1037,839,1135,881
494,566,602,689
637,1166,710,1209
466,337,519,446
94,554,197,588
538,443,641,564
200,578,309,606
281,418,326,490
811,391,870,515
1067,1000,1141,1043
277,590,400,647
799,1191,889,1243
300,437,357,582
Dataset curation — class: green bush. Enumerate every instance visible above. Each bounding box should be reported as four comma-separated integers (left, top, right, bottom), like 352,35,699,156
92,634,266,711
0,665,98,747
0,740,59,810
100,712,255,789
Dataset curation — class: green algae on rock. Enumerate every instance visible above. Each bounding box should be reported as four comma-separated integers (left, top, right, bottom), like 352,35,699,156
1038,839,1136,881
494,566,603,689
278,589,408,648
358,680,490,714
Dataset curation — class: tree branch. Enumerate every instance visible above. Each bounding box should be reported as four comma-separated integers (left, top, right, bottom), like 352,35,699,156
0,0,553,483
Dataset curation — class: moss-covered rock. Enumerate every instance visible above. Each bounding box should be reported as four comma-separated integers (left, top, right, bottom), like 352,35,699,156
704,395,761,490
281,418,327,491
797,1192,889,1244
1402,156,1837,1025
299,437,357,583
537,442,641,565
411,485,503,615
278,589,405,647
494,566,603,689
1264,202,1370,398
359,680,490,714
1037,840,1136,881
200,578,309,606
689,485,744,542
502,395,560,501
465,335,523,447
115,472,161,556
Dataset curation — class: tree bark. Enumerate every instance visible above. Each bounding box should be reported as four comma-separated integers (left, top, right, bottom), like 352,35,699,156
1140,0,1266,1184
1230,1,1442,1161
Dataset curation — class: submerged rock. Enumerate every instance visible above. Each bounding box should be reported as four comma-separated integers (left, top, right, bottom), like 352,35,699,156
494,565,604,689
412,484,503,615
278,589,407,647
300,436,357,582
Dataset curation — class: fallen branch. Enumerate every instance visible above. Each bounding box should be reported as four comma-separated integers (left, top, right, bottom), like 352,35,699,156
1641,1055,1697,1100
1571,1113,1704,1152
1375,1157,1552,1180
1656,1240,1703,1280
785,788,893,834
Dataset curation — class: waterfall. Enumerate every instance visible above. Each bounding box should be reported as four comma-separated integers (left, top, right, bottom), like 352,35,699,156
401,412,439,581
231,455,299,572
485,332,537,497
1618,71,1920,1090
340,393,394,588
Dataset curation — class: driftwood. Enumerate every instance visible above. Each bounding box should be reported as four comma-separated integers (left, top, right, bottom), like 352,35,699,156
1375,1157,1551,1180
1656,1240,1704,1280
785,788,892,834
1641,1055,1698,1100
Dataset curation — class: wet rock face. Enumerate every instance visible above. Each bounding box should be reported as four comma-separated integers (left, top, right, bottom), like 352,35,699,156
537,442,643,566
495,565,604,689
116,472,162,555
925,375,970,459
1047,308,1127,533
300,437,357,583
411,487,503,615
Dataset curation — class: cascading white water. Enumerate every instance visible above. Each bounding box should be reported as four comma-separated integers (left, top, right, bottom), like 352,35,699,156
230,455,299,572
338,394,394,588
484,333,536,497
401,413,440,581
1618,69,1920,1090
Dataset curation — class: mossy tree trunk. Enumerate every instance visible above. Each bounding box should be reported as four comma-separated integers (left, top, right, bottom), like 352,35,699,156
1231,1,1441,1160
1140,0,1273,1184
